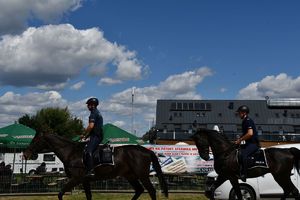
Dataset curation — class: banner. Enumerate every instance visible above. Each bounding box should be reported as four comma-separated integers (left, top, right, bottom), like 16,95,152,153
143,144,214,174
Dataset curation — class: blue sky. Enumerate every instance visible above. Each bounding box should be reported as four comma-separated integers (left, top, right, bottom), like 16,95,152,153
0,0,300,136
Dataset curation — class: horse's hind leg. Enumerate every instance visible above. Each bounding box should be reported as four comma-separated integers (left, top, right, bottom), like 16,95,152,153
128,179,144,200
273,174,300,200
58,178,81,200
140,177,156,200
83,181,92,200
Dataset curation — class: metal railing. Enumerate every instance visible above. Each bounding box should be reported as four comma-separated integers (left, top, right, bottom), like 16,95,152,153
0,173,205,194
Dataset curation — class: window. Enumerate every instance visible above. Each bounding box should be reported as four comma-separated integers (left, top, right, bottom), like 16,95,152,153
206,103,212,110
177,102,182,110
43,154,55,162
200,103,205,110
228,102,234,109
183,103,188,110
188,103,194,110
195,103,200,110
171,102,176,110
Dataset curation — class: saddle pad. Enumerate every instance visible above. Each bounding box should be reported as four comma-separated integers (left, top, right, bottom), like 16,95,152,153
236,149,269,169
93,145,115,166
248,149,268,169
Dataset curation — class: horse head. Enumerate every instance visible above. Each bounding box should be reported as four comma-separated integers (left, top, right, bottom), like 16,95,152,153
191,128,210,161
23,131,52,160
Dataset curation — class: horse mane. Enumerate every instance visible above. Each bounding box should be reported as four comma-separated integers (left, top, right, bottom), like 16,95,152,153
45,133,85,151
198,128,233,144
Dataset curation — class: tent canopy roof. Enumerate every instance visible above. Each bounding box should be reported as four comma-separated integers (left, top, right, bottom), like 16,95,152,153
72,123,144,144
102,123,143,144
0,123,36,148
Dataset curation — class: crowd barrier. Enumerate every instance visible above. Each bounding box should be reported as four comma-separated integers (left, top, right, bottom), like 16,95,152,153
0,173,205,194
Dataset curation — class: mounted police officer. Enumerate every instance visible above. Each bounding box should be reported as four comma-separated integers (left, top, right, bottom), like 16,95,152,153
83,97,103,177
234,105,260,182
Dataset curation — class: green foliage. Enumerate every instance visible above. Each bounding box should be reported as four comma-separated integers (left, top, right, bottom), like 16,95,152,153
18,107,84,139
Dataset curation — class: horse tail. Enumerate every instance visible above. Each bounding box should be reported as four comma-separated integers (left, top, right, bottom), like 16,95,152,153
150,151,168,198
290,147,300,175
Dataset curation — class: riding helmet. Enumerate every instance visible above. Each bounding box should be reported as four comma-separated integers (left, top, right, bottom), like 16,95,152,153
236,105,250,114
86,97,99,106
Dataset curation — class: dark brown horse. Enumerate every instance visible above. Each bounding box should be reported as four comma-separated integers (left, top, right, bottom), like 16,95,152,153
23,132,168,200
191,128,300,200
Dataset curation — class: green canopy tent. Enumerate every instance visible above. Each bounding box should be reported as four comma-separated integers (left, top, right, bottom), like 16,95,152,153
0,123,35,149
72,123,144,145
102,123,144,145
0,123,36,180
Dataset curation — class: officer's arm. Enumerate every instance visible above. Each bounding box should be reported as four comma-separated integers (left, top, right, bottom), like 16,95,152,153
85,122,95,135
240,129,253,141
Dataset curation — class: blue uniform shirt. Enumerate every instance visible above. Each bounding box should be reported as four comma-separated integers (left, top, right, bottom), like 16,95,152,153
242,116,258,144
88,108,103,136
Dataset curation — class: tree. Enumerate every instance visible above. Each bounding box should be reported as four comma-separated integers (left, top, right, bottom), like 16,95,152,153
142,127,158,144
18,107,84,139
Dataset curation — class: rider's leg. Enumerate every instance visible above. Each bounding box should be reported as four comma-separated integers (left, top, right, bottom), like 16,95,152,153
84,135,100,176
240,144,259,182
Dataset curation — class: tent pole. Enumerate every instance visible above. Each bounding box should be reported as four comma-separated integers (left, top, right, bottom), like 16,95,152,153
10,147,16,193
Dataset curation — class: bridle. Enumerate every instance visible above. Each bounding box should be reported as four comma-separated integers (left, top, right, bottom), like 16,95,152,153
24,133,47,159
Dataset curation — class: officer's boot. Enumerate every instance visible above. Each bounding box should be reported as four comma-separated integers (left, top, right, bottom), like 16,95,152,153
85,152,95,177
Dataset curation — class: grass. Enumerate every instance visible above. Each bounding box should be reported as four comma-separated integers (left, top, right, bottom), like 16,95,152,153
0,192,208,200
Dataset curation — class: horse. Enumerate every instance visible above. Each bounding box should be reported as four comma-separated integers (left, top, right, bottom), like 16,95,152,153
191,128,300,200
23,131,168,200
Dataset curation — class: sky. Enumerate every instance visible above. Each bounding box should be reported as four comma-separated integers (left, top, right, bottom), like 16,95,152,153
0,0,300,136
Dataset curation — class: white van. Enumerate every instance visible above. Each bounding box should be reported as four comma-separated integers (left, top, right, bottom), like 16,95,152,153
0,152,64,174
205,143,300,200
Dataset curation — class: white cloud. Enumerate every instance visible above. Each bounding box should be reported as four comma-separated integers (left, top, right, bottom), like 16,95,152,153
98,78,122,85
0,24,146,88
101,67,213,134
112,120,126,128
0,90,68,127
0,0,83,35
0,67,213,135
237,73,300,99
70,81,85,90
220,88,227,93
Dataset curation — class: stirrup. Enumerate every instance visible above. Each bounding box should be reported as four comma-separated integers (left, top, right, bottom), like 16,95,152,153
240,174,246,182
85,169,95,177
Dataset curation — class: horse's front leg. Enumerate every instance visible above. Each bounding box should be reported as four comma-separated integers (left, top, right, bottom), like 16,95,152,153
206,175,227,200
229,178,242,200
83,181,92,200
58,178,81,200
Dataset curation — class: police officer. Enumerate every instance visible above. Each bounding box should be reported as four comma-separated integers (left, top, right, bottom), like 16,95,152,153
83,97,103,177
235,105,260,182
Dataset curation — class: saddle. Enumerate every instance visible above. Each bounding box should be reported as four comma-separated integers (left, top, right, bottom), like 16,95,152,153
83,143,115,167
94,144,114,166
237,149,268,169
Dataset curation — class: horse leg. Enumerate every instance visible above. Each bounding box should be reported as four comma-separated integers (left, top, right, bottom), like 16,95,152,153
128,179,144,200
272,174,300,200
140,177,156,200
229,178,243,200
58,178,81,200
207,175,227,200
83,181,92,200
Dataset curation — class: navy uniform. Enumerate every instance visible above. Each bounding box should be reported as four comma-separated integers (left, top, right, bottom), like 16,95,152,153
236,105,260,182
84,98,103,176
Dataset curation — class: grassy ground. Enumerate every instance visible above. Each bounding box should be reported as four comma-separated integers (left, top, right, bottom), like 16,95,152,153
0,192,208,200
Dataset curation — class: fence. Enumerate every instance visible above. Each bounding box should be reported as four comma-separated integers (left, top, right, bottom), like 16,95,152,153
0,173,205,194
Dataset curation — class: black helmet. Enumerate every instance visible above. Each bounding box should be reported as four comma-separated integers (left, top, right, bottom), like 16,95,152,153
86,97,99,106
236,105,250,114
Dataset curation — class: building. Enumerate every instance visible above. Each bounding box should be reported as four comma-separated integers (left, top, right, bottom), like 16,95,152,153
155,98,300,144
